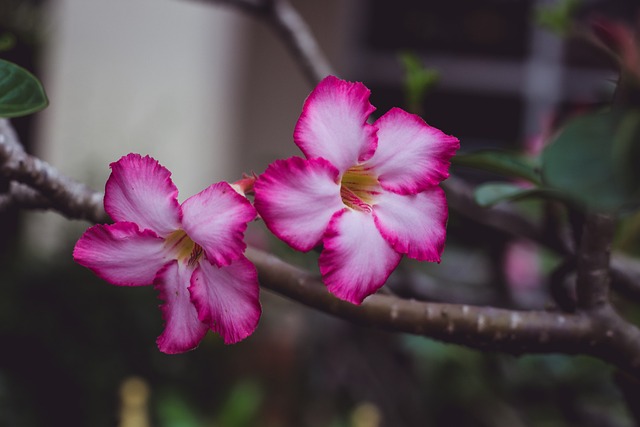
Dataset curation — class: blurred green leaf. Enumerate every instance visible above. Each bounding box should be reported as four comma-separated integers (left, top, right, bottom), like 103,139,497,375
215,381,262,427
399,52,439,113
542,109,640,211
0,58,48,117
453,150,541,184
612,110,640,185
0,33,15,52
535,0,581,35
156,392,202,427
474,183,531,207
474,182,563,207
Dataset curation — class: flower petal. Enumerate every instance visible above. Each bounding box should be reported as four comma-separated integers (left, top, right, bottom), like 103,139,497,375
373,187,448,262
105,153,181,237
319,209,401,304
181,182,256,267
154,261,208,354
73,222,169,286
294,76,378,171
254,156,343,251
190,257,261,344
367,108,459,194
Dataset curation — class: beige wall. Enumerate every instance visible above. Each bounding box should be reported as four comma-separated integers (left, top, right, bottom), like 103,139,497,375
234,0,350,176
25,0,349,253
39,0,250,194
27,0,253,252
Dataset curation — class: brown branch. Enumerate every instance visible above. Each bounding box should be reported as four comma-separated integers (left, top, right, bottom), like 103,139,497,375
3,121,640,377
0,127,107,223
0,0,638,383
0,119,24,151
576,213,615,309
246,247,640,377
190,0,333,86
246,248,592,353
611,254,640,302
590,306,640,379
0,182,51,212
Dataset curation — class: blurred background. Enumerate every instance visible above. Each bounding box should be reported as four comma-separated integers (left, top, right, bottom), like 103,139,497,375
0,0,634,426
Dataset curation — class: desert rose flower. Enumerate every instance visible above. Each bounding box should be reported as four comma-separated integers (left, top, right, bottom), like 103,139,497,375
254,76,459,304
74,154,260,353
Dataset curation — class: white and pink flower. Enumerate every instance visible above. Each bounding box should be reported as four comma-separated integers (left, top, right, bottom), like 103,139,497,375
74,154,260,353
254,76,459,304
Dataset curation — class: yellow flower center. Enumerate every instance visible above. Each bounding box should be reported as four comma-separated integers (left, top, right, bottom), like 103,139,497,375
340,165,380,212
165,230,204,267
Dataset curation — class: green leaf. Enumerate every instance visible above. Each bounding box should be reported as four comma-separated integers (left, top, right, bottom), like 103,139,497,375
542,109,640,211
215,381,262,427
453,150,541,184
399,52,439,113
0,33,16,52
474,183,530,207
535,0,581,35
474,182,562,207
156,392,202,427
0,59,48,117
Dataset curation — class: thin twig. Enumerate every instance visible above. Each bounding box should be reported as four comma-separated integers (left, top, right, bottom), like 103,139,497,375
0,137,107,223
264,0,334,84
190,0,334,86
445,176,640,302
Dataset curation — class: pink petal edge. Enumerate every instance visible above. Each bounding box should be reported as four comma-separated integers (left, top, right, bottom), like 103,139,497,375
254,156,343,252
373,187,448,262
319,209,402,304
294,76,378,171
73,221,169,286
105,153,181,237
368,108,459,195
154,261,208,354
190,257,261,344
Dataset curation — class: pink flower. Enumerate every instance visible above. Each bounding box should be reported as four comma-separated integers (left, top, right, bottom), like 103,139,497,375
254,76,459,304
73,154,260,353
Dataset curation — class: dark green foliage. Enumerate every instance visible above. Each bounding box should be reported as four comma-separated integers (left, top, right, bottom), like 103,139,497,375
399,52,439,115
535,0,582,35
542,109,640,211
0,59,47,117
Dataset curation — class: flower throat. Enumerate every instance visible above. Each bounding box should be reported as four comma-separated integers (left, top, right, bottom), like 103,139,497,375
165,230,204,266
339,165,380,212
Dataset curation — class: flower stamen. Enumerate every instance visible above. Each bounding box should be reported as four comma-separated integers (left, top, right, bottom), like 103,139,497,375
165,230,204,266
188,244,204,267
340,165,380,212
